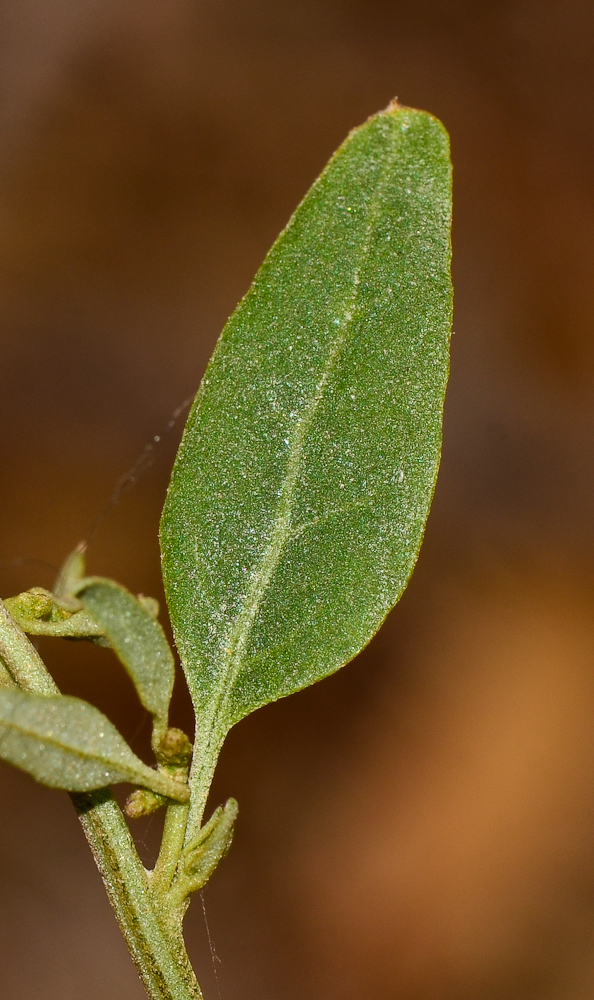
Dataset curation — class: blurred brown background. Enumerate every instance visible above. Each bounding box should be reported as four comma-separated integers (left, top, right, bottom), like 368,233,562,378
2,1,594,998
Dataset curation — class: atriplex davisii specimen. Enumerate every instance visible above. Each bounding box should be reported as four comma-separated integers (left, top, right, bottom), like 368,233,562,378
0,102,452,1000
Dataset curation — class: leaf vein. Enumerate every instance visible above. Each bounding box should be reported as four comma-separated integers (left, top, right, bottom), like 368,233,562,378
205,144,400,737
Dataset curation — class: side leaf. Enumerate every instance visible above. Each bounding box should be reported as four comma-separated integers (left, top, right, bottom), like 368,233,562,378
174,799,238,899
0,688,188,800
161,104,452,750
74,577,175,730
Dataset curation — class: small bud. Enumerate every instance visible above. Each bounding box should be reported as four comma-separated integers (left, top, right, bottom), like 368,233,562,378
125,788,166,819
156,727,193,768
5,589,54,621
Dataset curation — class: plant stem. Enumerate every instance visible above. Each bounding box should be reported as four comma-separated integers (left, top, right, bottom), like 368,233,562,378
151,800,190,895
184,712,222,843
0,599,58,695
73,790,201,1000
0,600,203,1000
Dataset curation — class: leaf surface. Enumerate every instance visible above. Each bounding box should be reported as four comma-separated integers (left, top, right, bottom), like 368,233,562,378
161,104,452,752
0,655,16,689
75,577,175,727
0,689,188,799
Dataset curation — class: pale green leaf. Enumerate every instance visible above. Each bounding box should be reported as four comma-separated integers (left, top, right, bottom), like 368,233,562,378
181,798,238,888
0,688,188,800
74,577,175,727
160,104,452,751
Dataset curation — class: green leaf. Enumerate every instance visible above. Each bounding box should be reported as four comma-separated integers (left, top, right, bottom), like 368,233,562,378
160,104,452,750
181,798,238,889
0,688,189,800
74,577,175,729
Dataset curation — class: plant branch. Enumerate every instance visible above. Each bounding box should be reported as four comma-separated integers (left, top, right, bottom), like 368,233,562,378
151,800,190,896
73,790,201,1000
0,600,203,1000
0,599,59,695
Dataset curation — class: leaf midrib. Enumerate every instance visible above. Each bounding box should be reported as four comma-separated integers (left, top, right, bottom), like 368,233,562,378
205,132,400,740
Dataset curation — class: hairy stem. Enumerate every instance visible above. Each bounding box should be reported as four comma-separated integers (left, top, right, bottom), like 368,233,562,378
184,713,222,843
0,600,203,1000
73,790,201,1000
0,599,58,695
151,800,190,895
